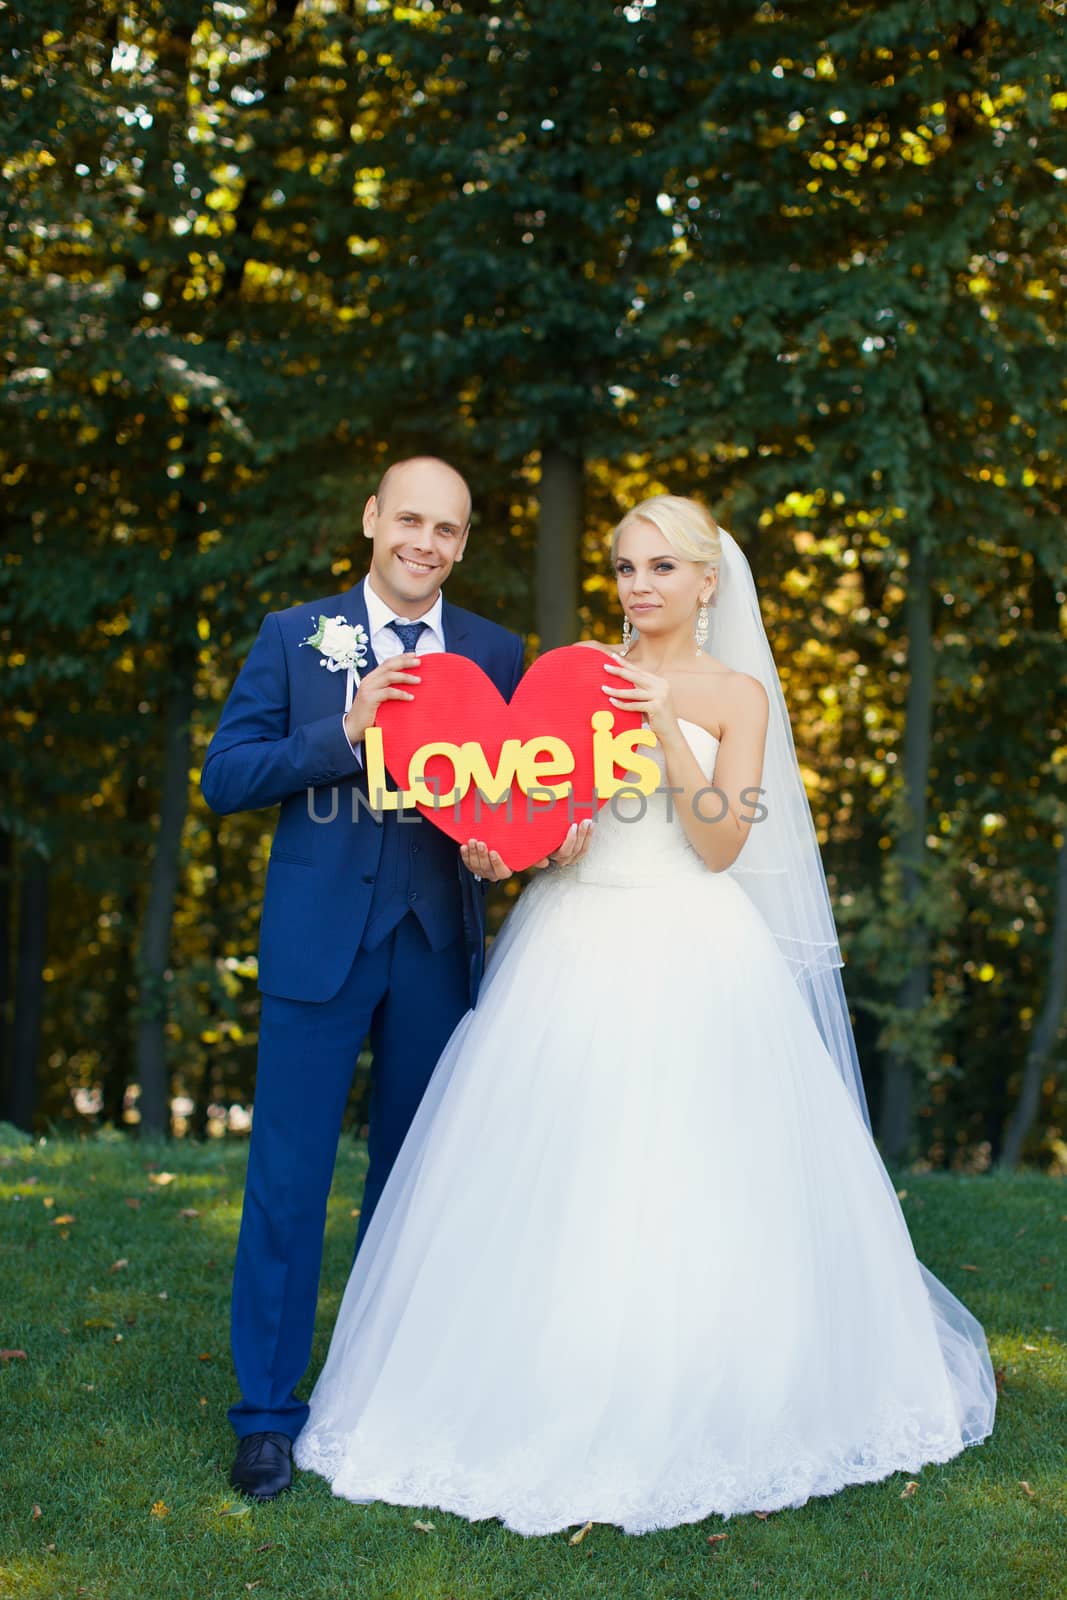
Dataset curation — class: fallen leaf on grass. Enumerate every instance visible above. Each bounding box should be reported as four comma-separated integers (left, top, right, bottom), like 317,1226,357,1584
32,1504,41,1520
150,1501,169,1518
254,1543,276,1553
52,1214,76,1226
412,1520,435,1533
219,1504,250,1518
42,1196,55,1208
1019,1481,1036,1499
83,1318,115,1330
1022,1343,1039,1352
752,1510,770,1520
110,1259,129,1273
568,1520,593,1545
0,1350,27,1361
245,1584,262,1593
179,1208,200,1219
994,1366,1007,1392
707,1533,728,1545
900,1481,920,1498
149,1172,176,1187
959,1264,979,1272
198,1352,213,1362
125,1197,142,1210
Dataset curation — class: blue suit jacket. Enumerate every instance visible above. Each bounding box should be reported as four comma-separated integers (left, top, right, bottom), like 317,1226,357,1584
201,580,526,1005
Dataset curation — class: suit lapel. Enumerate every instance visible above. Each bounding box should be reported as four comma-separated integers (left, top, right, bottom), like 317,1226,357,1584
441,598,474,660
341,575,379,673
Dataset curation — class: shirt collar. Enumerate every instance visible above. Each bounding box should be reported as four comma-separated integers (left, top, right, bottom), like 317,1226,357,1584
363,570,445,648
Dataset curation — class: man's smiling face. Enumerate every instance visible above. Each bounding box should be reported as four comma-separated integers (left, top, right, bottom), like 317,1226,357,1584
362,458,471,618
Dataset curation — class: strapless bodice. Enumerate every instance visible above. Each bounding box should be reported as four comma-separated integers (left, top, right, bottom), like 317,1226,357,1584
572,718,721,887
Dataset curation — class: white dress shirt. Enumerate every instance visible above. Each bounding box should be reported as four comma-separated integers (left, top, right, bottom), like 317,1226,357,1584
343,572,446,762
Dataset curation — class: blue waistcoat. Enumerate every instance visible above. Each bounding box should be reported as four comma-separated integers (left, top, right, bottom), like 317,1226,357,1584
359,802,467,953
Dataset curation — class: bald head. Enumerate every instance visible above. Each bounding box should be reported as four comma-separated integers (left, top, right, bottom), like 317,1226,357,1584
375,456,472,529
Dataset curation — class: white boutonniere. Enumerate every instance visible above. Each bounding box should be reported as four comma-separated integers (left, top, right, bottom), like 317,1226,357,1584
300,615,370,682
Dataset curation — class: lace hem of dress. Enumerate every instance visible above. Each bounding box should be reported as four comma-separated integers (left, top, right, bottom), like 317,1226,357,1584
292,1410,983,1538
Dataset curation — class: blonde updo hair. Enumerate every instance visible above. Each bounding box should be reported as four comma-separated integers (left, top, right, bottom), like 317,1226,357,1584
610,494,722,580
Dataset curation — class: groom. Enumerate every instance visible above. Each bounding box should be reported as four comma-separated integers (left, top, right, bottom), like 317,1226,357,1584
201,456,525,1501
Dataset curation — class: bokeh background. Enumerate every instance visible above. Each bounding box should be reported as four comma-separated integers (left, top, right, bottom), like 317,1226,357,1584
2,0,1065,1170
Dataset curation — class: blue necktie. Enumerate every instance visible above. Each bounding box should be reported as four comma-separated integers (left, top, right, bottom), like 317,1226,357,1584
388,618,427,653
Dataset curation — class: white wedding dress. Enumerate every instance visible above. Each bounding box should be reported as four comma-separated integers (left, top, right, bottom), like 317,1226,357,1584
293,719,997,1536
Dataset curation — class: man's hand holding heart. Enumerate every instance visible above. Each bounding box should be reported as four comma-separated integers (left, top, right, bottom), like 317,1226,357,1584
342,653,424,747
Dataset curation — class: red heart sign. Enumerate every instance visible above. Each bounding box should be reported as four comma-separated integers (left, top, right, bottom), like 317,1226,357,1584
371,645,647,870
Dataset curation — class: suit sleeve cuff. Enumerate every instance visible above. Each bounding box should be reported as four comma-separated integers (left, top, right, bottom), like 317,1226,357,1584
341,712,364,768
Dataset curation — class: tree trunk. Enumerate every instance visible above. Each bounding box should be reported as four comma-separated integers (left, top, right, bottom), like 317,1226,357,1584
998,831,1067,1168
536,445,582,651
98,770,146,1128
191,817,225,1141
0,819,11,1121
9,848,49,1132
879,538,934,1161
135,659,195,1137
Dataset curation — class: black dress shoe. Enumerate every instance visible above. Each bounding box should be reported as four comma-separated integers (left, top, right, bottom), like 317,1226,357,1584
230,1431,294,1501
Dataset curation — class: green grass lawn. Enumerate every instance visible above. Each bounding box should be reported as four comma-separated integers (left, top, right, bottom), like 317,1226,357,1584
0,1126,1063,1600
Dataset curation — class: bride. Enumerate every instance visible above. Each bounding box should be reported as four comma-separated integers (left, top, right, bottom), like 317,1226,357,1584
292,494,997,1536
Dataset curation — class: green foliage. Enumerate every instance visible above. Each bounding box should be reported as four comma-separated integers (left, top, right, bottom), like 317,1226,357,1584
0,1,1064,1161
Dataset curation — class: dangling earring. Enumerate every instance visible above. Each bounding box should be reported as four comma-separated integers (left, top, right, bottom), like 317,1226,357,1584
621,615,632,654
694,598,709,654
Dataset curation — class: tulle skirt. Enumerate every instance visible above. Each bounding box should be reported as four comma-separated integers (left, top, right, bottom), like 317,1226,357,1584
293,864,996,1535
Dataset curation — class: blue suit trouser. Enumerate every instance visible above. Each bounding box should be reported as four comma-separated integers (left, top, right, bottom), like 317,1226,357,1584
227,913,470,1440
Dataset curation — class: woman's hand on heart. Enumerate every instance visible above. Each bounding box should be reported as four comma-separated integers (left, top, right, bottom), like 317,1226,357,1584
601,660,680,740
531,819,594,871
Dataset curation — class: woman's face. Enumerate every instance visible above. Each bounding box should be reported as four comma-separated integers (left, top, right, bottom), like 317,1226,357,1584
613,517,715,639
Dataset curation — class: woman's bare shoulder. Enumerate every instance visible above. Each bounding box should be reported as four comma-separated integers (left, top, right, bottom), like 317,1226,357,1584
703,668,769,726
572,640,626,656
681,663,767,742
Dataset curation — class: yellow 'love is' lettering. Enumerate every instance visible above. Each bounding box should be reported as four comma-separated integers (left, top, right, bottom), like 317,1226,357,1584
590,711,660,797
362,716,659,810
